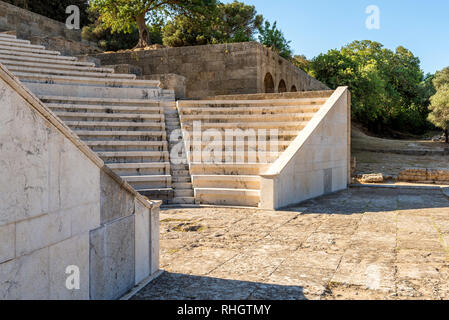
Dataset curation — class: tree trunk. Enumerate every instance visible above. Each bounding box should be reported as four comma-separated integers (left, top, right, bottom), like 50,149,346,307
445,129,448,144
135,14,151,48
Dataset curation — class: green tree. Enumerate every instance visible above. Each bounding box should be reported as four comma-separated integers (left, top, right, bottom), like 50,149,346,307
292,55,311,73
309,40,428,133
257,20,292,59
428,68,449,143
162,1,263,47
89,0,216,48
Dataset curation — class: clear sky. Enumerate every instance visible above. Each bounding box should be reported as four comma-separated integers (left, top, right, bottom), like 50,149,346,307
223,0,449,74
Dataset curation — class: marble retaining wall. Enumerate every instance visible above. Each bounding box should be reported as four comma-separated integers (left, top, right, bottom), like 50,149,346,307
0,63,160,300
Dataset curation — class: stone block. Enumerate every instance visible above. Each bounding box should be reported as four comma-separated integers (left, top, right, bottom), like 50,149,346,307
100,170,135,224
49,233,90,300
134,200,150,285
16,212,71,256
0,247,50,300
0,223,15,264
89,215,135,300
150,206,160,274
67,202,101,237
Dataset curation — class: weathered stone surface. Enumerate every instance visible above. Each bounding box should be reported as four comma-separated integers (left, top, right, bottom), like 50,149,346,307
134,188,449,300
0,223,15,264
361,173,384,183
90,42,328,99
0,247,50,300
135,199,150,285
90,215,136,300
100,170,135,224
15,212,71,257
49,233,90,300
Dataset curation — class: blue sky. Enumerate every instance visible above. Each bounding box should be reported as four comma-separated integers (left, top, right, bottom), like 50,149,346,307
223,0,449,74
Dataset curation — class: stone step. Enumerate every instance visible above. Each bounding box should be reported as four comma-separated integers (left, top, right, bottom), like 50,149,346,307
183,129,301,141
123,175,171,189
180,113,315,122
40,96,161,106
0,37,30,44
172,176,192,183
54,111,164,122
98,151,169,162
186,140,291,150
0,33,17,39
178,98,328,107
181,121,307,130
138,188,174,201
0,49,75,61
0,37,29,44
0,58,113,73
0,40,45,50
190,163,270,175
172,170,190,176
7,65,134,79
188,152,279,163
18,73,160,88
66,121,165,131
174,189,194,197
194,188,260,207
191,175,261,189
74,130,167,141
0,53,94,67
172,182,193,189
170,197,196,205
179,105,321,115
0,44,60,55
107,162,170,175
47,103,163,114
27,83,161,100
86,141,167,152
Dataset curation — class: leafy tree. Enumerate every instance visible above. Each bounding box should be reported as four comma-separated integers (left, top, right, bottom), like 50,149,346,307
309,40,429,133
428,68,449,142
292,55,311,73
162,1,263,47
89,0,216,48
3,0,89,27
82,7,164,51
257,21,292,59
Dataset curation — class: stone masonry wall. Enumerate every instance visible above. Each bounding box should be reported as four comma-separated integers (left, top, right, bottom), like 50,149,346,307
0,64,159,300
90,42,328,99
0,1,100,56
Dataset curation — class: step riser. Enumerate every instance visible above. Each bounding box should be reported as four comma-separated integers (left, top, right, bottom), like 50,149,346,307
69,126,164,132
47,105,163,114
0,59,113,73
0,45,59,55
180,107,321,114
0,41,44,50
57,115,164,122
128,181,170,190
0,54,94,67
112,168,168,176
103,156,168,163
77,135,165,142
190,167,266,176
0,49,74,60
195,192,259,207
26,83,161,98
193,180,260,189
90,146,166,152
188,154,278,163
8,66,133,79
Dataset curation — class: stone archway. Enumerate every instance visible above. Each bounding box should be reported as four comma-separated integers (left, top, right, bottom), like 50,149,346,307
264,73,275,93
291,85,297,92
278,80,287,93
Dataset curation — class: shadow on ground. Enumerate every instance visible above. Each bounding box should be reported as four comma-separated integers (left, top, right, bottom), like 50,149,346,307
285,188,449,215
132,272,307,300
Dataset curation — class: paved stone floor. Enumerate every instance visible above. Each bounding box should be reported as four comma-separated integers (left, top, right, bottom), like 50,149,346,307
133,188,449,300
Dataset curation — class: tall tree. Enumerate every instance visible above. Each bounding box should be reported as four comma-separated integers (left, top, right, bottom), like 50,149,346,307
162,0,263,47
90,0,216,48
257,21,292,59
428,68,449,143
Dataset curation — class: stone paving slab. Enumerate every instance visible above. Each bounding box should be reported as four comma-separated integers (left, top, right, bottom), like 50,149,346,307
133,188,449,300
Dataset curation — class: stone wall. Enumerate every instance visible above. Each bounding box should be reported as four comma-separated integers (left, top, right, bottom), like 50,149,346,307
260,87,351,210
0,1,100,56
0,64,160,300
90,42,328,99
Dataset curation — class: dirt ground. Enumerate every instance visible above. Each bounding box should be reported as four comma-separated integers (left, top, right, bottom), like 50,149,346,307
352,127,449,177
133,187,449,300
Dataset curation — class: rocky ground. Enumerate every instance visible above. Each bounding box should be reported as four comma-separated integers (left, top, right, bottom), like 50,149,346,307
352,127,449,177
133,187,449,300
